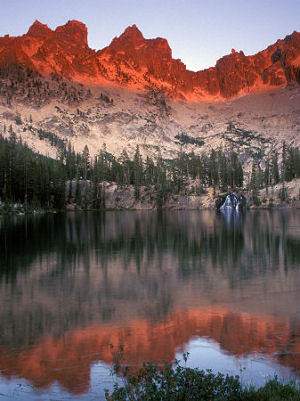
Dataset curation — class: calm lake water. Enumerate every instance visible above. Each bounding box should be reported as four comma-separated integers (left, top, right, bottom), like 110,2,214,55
1,210,300,400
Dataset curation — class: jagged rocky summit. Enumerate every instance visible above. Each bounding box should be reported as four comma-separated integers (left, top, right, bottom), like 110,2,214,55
0,20,299,101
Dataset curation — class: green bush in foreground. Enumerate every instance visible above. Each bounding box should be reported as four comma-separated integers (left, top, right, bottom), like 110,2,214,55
243,379,300,401
105,353,300,401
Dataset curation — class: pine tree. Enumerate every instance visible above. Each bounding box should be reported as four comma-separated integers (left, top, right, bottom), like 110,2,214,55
119,149,131,185
133,145,143,199
270,149,280,185
250,161,259,190
209,149,218,188
81,145,90,180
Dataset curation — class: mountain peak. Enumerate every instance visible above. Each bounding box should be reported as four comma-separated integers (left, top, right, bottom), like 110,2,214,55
55,20,88,46
119,24,144,41
1,22,300,100
26,20,52,39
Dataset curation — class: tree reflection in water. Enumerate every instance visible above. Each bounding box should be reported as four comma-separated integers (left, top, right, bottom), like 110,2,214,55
0,210,300,395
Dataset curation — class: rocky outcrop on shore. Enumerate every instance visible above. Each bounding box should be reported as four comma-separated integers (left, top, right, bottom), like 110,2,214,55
65,179,300,211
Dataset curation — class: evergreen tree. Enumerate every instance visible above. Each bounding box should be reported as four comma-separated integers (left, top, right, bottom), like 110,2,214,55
270,149,280,185
133,146,143,199
81,145,90,180
209,149,218,188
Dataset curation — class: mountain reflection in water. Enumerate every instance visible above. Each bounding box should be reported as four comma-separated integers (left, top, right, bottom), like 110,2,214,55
0,210,300,397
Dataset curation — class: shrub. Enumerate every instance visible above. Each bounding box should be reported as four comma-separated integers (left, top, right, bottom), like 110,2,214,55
105,355,242,400
175,133,204,147
243,378,300,401
105,351,300,401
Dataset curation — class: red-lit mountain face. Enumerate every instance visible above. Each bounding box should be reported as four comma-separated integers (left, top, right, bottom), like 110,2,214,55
0,20,300,162
0,20,299,100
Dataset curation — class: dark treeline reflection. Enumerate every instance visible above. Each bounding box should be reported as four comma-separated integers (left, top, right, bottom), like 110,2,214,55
1,210,300,276
1,210,300,346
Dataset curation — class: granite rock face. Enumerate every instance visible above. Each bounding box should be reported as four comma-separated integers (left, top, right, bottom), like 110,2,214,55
0,21,299,100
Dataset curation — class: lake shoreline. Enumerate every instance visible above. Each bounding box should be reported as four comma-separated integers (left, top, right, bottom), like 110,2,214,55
1,177,300,215
1,203,300,216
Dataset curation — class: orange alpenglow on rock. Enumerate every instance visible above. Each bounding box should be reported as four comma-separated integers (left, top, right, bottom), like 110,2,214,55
26,20,53,39
0,20,299,100
0,308,299,394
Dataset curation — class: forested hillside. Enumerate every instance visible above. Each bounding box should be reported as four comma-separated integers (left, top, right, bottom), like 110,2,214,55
1,130,300,211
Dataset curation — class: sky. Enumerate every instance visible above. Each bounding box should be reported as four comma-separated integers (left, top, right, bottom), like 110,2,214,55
0,0,299,71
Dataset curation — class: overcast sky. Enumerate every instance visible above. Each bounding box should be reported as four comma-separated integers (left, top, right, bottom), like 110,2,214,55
0,0,299,71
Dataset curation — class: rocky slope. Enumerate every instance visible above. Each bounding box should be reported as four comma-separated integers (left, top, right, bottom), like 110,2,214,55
1,77,299,162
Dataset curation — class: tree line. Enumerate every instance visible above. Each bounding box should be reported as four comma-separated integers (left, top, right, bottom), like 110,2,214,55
0,131,299,210
249,143,300,190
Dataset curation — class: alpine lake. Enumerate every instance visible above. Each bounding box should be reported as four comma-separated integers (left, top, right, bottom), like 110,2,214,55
1,209,300,400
